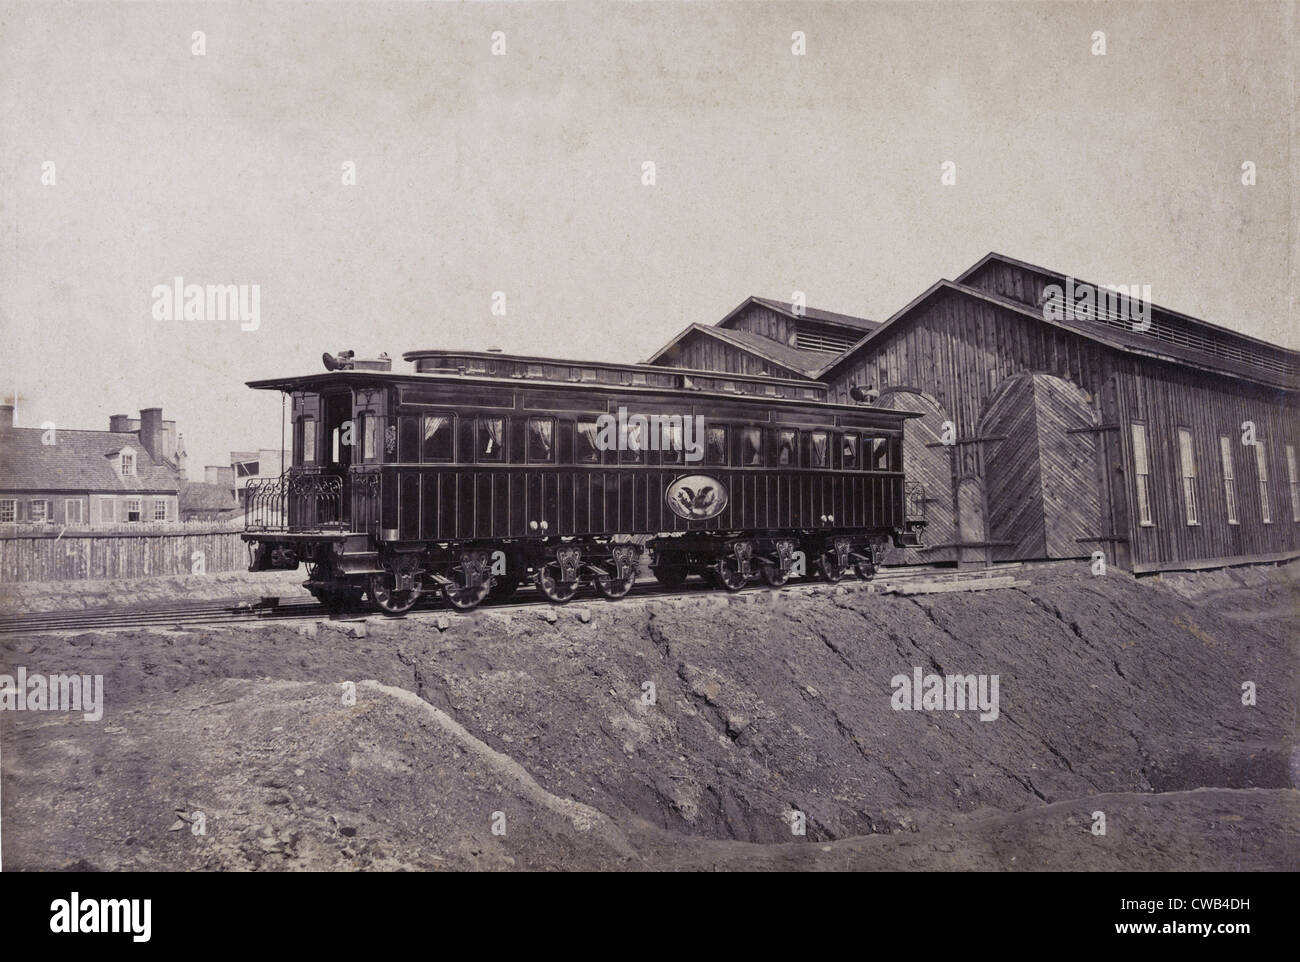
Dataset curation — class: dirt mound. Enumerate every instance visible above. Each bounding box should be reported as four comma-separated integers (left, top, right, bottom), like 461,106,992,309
2,562,1297,870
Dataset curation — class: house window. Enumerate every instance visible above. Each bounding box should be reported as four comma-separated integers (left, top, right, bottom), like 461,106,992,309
842,433,859,470
1255,443,1271,523
704,426,728,466
154,499,168,521
809,431,829,468
65,500,84,524
1219,437,1238,525
526,418,554,463
1131,423,1153,526
125,498,142,522
28,499,51,523
235,459,259,478
1177,429,1198,525
479,418,504,462
99,498,115,523
1287,445,1299,523
422,415,454,462
120,452,135,476
0,499,16,523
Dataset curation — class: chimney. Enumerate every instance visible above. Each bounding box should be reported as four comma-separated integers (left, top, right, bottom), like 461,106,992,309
109,414,131,432
0,404,13,429
139,407,164,462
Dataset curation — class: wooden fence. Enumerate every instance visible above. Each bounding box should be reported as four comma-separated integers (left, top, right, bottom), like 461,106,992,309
0,521,251,583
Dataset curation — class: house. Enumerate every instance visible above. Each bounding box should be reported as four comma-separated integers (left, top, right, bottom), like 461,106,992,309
230,448,286,510
178,479,240,521
0,405,184,524
646,254,1300,573
645,296,878,379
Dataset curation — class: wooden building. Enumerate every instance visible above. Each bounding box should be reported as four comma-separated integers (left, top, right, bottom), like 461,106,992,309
647,254,1300,572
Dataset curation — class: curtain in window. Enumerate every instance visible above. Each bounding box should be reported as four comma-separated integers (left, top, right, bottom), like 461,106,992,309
424,415,449,440
811,433,828,467
530,419,553,459
483,417,503,453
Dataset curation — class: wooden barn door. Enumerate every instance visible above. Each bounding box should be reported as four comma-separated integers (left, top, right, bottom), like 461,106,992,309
1036,376,1102,558
878,389,955,565
979,374,1101,561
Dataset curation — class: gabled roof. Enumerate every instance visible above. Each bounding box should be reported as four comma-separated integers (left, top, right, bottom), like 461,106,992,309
719,295,879,333
644,323,828,378
179,480,239,513
817,277,1300,391
0,428,181,492
957,251,1300,358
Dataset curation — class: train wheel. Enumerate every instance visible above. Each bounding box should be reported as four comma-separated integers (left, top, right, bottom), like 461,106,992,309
853,561,876,580
651,565,688,588
486,575,519,603
443,581,490,611
366,574,421,616
760,563,789,587
594,569,635,600
535,563,579,604
713,555,748,592
818,552,847,583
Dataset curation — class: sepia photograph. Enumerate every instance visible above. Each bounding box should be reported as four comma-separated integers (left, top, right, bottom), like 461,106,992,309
0,0,1295,937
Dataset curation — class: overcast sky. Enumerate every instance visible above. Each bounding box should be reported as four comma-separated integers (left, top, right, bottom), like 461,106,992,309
2,1,1296,478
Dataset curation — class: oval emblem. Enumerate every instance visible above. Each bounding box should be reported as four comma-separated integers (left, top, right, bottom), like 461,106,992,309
666,474,728,521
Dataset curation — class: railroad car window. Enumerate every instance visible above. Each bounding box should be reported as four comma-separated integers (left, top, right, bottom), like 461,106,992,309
661,420,683,465
740,427,762,466
422,415,454,462
776,429,798,466
478,417,504,462
891,437,903,471
622,419,645,464
705,425,728,465
842,433,858,470
867,437,889,471
300,418,316,464
398,416,420,463
527,417,555,463
576,421,601,463
362,415,378,462
810,431,829,468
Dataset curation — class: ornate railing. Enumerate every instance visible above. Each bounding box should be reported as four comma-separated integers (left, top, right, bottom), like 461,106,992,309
904,481,926,522
244,471,345,532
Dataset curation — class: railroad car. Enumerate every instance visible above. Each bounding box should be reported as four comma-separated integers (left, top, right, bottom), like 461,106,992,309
242,349,926,613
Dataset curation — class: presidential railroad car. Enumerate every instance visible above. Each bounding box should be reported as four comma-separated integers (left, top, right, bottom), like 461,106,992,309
242,349,926,613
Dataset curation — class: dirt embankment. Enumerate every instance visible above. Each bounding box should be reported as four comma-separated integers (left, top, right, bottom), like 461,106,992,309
2,562,1297,870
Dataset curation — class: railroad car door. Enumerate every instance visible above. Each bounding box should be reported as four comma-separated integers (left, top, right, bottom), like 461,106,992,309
322,391,353,525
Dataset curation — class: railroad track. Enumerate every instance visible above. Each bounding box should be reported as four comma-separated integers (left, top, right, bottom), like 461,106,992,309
0,561,1070,637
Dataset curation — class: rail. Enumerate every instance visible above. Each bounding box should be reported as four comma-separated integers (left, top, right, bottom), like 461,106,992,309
244,471,346,531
